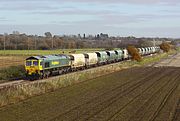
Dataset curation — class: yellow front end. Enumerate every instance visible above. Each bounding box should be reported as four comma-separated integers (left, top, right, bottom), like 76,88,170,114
25,60,43,76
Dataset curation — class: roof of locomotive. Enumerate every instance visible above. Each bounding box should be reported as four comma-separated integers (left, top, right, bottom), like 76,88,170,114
26,54,70,61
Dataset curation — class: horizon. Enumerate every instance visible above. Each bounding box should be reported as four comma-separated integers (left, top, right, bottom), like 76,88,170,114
0,0,180,38
0,32,179,39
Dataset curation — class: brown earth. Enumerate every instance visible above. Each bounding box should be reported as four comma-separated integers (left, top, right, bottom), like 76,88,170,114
0,56,26,68
0,66,179,121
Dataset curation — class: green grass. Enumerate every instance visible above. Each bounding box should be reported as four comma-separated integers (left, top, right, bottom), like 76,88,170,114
0,65,26,82
0,48,104,56
139,50,176,65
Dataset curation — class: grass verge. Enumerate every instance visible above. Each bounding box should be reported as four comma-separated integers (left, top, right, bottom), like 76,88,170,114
139,51,175,65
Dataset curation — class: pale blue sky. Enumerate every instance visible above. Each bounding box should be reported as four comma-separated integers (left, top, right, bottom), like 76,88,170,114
0,0,180,38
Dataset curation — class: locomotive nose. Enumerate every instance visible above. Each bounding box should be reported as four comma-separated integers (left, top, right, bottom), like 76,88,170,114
27,66,37,75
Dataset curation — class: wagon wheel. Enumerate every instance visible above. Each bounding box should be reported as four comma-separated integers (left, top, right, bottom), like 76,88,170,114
58,70,62,75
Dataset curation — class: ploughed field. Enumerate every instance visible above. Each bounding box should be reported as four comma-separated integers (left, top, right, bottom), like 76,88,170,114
0,67,179,121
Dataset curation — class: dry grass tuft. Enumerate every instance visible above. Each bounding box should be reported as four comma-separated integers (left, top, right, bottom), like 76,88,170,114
127,46,142,62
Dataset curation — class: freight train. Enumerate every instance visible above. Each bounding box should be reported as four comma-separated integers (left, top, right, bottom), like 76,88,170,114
25,46,160,80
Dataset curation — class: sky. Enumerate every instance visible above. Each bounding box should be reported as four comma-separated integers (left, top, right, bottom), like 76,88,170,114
0,0,180,38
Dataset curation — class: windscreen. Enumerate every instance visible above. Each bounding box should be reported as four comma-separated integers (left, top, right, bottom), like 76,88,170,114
26,61,32,66
33,61,38,66
26,60,38,66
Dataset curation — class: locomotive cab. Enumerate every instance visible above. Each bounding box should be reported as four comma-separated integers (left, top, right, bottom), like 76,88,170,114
25,57,43,77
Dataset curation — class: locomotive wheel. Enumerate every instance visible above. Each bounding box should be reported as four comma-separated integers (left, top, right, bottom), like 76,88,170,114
39,72,44,79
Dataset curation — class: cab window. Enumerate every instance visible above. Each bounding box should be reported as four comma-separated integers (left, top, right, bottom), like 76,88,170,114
26,61,31,66
33,61,38,66
45,62,50,68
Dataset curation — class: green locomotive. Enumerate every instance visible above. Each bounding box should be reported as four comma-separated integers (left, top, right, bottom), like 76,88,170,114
25,55,71,80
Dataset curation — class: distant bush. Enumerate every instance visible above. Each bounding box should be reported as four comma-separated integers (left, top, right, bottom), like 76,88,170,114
160,42,172,52
127,46,142,62
0,65,26,81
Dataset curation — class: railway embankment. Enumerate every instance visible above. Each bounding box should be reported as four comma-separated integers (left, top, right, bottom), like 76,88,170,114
0,50,177,107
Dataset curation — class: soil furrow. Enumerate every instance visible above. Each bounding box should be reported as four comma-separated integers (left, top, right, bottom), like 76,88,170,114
154,84,180,121
127,70,180,121
46,68,157,121
0,67,152,121
103,69,176,121
149,76,180,121
52,68,172,121
0,67,179,121
172,99,180,121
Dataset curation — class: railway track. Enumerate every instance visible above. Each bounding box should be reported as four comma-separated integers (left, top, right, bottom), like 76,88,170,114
0,52,161,89
0,80,26,90
1,51,175,90
0,58,132,90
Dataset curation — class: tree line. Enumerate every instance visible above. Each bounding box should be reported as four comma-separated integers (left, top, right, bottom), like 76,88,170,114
0,32,177,50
